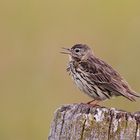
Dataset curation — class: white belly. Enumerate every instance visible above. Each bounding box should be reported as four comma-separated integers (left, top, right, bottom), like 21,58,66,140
68,62,108,100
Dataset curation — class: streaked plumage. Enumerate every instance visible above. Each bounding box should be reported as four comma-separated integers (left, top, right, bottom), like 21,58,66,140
62,44,140,102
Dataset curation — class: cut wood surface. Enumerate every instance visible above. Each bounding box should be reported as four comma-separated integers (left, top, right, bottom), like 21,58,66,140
48,103,140,140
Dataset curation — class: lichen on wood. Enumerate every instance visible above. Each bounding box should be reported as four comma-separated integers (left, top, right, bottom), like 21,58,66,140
48,103,140,140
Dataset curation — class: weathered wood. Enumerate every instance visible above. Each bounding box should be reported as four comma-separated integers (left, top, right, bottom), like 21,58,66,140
48,103,140,140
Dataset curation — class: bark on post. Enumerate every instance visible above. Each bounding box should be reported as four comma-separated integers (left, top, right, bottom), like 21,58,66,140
48,103,140,140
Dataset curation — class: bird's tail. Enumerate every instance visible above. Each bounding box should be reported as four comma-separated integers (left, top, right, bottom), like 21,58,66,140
130,91,140,97
127,91,140,101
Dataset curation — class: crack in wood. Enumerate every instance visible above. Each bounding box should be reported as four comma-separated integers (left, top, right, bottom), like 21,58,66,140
80,106,91,140
59,111,67,139
108,110,114,140
135,121,138,140
80,119,86,140
135,113,140,140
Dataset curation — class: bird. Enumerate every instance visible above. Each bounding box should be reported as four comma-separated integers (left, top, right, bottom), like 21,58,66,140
61,44,140,104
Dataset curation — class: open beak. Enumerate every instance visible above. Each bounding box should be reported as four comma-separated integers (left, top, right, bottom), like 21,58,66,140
60,47,71,55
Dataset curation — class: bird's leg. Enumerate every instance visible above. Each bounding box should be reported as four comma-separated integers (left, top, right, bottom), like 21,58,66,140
87,99,100,107
87,99,96,104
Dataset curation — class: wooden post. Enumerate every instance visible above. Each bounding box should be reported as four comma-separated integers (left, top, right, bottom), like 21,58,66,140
48,103,140,140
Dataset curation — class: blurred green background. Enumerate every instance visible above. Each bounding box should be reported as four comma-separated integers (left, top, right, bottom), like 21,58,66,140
1,0,140,140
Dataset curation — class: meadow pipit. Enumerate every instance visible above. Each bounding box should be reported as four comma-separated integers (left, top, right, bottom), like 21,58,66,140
61,44,140,103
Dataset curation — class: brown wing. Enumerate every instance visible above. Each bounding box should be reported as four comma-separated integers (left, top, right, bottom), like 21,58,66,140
79,56,140,101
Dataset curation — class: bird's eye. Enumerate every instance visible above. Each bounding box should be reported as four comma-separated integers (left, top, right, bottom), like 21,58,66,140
75,48,80,53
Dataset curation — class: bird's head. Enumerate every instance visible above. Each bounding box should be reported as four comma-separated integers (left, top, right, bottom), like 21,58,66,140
61,44,93,61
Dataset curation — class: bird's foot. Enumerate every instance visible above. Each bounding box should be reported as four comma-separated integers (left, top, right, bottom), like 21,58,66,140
87,99,101,107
